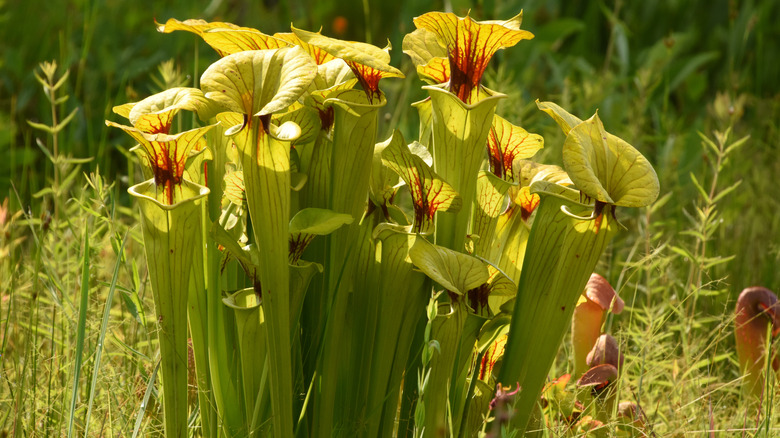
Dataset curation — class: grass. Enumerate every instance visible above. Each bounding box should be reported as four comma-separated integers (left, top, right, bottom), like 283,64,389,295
1,0,779,436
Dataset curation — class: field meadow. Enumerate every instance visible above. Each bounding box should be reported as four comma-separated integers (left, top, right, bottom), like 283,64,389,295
1,0,779,436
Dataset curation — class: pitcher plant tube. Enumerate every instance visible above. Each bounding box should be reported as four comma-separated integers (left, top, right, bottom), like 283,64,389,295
498,100,658,432
107,115,215,438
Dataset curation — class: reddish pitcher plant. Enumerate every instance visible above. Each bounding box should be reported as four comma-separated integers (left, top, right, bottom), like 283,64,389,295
107,9,659,438
572,273,624,378
735,286,780,400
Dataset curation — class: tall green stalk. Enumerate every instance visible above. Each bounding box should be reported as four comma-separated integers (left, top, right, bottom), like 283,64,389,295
425,84,503,252
498,182,618,433
243,117,295,437
129,179,209,438
312,90,384,437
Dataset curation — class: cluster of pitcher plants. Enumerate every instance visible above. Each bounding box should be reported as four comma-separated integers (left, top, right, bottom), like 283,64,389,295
106,9,666,437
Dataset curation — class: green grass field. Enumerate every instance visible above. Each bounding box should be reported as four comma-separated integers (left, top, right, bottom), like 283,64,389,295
1,0,778,436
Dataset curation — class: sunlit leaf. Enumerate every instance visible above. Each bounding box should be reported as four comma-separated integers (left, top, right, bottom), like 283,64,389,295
381,131,461,234
274,32,336,65
413,11,533,103
182,138,212,185
112,102,134,119
402,27,448,67
535,100,582,135
310,60,356,92
422,82,504,251
126,88,218,134
369,134,402,208
403,28,449,84
487,114,544,181
292,26,404,103
409,236,489,295
201,46,317,117
472,171,513,256
288,208,353,235
563,112,659,207
223,171,245,205
200,29,290,56
288,208,353,263
304,60,358,130
515,186,540,221
417,57,450,85
106,121,216,204
156,18,258,56
272,102,319,145
408,140,433,165
156,18,249,34
514,160,573,188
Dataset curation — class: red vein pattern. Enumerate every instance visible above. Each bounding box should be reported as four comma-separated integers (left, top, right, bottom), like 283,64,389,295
487,115,544,182
414,12,533,103
381,136,461,234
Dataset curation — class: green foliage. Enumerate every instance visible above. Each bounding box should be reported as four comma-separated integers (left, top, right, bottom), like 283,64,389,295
2,1,779,437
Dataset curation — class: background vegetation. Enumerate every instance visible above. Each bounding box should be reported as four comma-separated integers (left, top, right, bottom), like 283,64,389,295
1,0,778,435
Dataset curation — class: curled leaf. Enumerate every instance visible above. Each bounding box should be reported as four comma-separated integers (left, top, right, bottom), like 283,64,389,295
409,236,488,295
288,208,354,235
380,131,461,234
577,363,618,390
290,208,353,263
156,18,257,56
417,57,450,85
514,160,573,188
288,208,353,263
201,46,317,118
292,26,404,103
274,32,336,65
537,101,659,208
273,102,319,145
536,100,583,135
402,27,448,67
127,88,217,134
563,112,659,207
200,29,289,56
487,114,544,182
305,60,358,130
106,121,216,204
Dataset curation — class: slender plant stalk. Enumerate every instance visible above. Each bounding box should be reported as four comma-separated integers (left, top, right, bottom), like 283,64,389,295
67,222,90,438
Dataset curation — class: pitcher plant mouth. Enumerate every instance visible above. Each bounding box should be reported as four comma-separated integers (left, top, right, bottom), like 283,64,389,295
128,178,210,209
412,11,533,104
422,82,506,109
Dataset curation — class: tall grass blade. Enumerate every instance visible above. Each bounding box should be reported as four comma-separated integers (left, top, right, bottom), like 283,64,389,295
67,221,90,438
132,358,161,438
83,232,128,437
